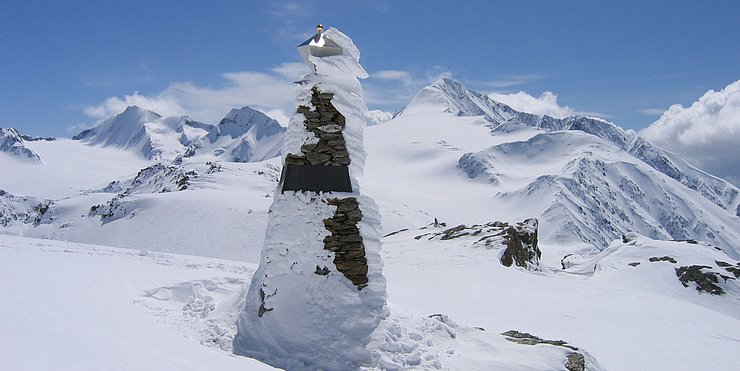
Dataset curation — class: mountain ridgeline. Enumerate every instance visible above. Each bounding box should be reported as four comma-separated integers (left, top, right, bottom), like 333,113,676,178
1,78,738,259
72,105,286,163
402,78,739,255
407,78,738,215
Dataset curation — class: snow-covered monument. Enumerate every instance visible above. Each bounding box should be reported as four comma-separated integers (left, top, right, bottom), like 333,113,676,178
233,26,388,369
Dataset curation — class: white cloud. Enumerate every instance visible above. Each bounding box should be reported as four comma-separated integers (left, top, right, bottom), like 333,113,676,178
271,62,308,80
640,108,667,116
83,64,305,126
66,122,97,134
485,74,546,88
640,79,740,185
364,67,452,108
488,91,575,118
373,70,413,85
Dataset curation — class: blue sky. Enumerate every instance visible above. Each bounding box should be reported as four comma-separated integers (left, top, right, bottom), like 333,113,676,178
1,0,738,138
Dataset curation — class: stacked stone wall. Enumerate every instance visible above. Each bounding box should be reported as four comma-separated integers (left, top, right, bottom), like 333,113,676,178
321,197,369,288
285,87,351,166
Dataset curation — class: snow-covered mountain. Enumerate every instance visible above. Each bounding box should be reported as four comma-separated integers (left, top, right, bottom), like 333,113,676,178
73,105,285,163
389,77,739,257
0,127,42,163
2,75,740,370
196,107,285,162
459,130,739,254
403,78,739,216
367,109,393,126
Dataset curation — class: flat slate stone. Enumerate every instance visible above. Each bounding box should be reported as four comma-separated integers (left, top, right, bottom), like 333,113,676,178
280,164,353,193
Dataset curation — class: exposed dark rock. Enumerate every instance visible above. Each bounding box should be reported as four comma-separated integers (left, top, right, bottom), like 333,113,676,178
675,265,735,295
206,161,222,174
565,352,586,371
257,288,273,317
501,330,579,351
314,265,330,276
383,228,409,238
90,164,197,221
715,260,740,278
291,87,353,167
323,197,368,288
19,134,55,142
649,256,677,263
419,219,541,270
500,219,541,269
674,239,699,244
628,262,641,267
32,202,53,226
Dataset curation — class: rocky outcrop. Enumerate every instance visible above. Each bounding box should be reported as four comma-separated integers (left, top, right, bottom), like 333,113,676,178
0,189,46,226
716,260,740,278
500,219,540,269
89,163,198,221
675,265,736,295
418,219,541,270
501,330,587,371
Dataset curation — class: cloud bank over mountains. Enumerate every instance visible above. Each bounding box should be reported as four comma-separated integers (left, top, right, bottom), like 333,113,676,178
488,91,575,119
641,79,740,186
81,64,739,187
82,63,306,126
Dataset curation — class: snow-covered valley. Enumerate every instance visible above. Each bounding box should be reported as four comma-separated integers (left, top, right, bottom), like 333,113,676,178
1,74,739,369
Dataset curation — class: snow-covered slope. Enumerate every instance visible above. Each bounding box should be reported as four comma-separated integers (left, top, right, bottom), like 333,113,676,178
367,109,393,126
398,78,739,216
0,127,42,163
74,105,285,163
8,159,279,262
3,226,737,370
459,130,740,256
73,105,168,158
196,106,286,162
0,235,276,371
2,68,740,369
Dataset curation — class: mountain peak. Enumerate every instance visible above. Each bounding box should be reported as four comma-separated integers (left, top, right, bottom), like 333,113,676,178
119,105,161,121
218,106,283,140
399,77,518,124
0,127,42,163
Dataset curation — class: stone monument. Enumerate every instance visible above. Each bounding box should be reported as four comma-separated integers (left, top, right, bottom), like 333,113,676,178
233,26,388,370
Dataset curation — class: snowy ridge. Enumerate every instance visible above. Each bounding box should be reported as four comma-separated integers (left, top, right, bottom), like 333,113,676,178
8,159,279,262
0,127,41,163
399,77,519,125
2,44,740,370
74,105,285,163
402,78,739,215
459,130,740,257
367,110,393,126
73,106,164,157
200,106,286,163
0,190,47,227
